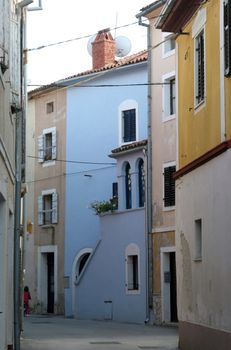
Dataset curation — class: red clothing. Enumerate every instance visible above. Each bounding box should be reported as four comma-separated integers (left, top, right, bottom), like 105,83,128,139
24,291,31,303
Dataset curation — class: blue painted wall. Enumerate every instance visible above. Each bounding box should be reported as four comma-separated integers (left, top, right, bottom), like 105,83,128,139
65,62,147,316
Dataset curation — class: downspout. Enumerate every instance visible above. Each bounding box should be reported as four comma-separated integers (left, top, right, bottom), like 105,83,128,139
138,17,153,324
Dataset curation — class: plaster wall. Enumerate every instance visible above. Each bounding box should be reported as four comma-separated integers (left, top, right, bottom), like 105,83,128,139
75,208,146,324
64,64,147,316
176,149,231,332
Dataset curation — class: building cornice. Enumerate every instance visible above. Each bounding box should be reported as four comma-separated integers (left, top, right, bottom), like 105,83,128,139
174,139,231,180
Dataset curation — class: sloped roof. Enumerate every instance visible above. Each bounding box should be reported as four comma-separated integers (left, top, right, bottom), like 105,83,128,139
29,50,148,96
110,139,147,157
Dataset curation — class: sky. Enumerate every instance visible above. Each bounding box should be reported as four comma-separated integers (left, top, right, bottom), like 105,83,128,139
26,0,151,88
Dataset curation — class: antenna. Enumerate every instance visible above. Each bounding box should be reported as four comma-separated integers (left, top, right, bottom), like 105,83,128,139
115,36,132,57
87,34,97,56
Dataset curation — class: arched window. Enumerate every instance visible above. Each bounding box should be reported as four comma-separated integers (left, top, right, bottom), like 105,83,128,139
78,253,91,275
138,159,145,207
125,162,132,209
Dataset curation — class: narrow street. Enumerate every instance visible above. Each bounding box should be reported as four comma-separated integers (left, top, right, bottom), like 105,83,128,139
21,315,178,350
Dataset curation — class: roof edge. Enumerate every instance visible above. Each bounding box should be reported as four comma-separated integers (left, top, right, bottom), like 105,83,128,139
136,0,166,18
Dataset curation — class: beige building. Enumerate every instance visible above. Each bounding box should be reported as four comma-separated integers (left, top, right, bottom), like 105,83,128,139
137,0,177,325
26,88,66,314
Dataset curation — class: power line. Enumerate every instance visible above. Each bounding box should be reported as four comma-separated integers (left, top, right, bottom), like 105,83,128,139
26,165,116,184
27,82,172,88
27,155,116,165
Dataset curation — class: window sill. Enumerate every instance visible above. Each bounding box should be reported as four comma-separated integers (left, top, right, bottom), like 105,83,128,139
126,289,141,295
194,257,202,262
163,205,175,212
42,160,55,167
194,99,205,113
162,114,176,123
40,224,56,229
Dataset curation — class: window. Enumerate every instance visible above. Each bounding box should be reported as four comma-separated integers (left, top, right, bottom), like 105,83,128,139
122,109,136,143
125,163,132,209
194,219,202,260
112,182,118,209
127,255,139,290
38,190,58,225
125,244,140,293
195,30,205,106
46,101,54,114
163,164,176,208
38,127,57,163
163,32,175,57
138,159,145,207
163,72,176,119
224,0,231,76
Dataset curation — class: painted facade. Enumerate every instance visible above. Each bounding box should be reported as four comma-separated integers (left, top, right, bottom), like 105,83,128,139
157,0,231,348
137,0,177,325
64,53,148,319
26,30,148,321
0,1,26,348
73,142,147,323
26,89,67,314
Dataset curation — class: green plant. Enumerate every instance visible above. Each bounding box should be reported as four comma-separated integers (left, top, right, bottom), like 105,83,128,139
90,197,118,215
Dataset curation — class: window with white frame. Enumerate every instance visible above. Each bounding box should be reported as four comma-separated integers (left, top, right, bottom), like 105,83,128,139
38,127,57,163
195,29,205,106
38,189,58,225
119,100,138,145
162,32,175,58
163,163,176,208
224,0,231,76
122,109,136,143
163,72,176,119
125,244,140,293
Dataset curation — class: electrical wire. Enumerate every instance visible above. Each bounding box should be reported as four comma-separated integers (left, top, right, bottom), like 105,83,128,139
26,165,116,184
27,155,116,165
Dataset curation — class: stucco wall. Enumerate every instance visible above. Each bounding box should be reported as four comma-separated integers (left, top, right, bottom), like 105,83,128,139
176,149,231,333
64,63,147,316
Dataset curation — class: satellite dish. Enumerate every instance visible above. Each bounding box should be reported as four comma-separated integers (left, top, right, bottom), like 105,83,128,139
87,34,97,56
115,36,131,57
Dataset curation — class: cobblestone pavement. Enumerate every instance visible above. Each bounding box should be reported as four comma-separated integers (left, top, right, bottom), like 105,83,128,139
21,315,179,350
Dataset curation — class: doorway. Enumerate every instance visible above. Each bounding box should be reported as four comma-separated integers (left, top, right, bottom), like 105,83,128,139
47,252,54,313
161,247,178,323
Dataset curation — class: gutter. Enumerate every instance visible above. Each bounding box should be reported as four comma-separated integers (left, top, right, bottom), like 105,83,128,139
155,0,176,29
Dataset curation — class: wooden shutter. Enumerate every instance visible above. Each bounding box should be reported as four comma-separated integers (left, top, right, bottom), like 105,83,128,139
38,195,43,225
52,192,58,224
52,128,57,160
197,32,205,103
224,0,231,76
123,109,136,142
37,135,44,163
164,166,176,207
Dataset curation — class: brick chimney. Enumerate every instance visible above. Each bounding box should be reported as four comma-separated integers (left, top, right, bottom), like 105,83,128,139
92,28,116,70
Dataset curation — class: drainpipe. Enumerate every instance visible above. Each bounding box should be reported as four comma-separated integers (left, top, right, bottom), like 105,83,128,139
138,17,153,324
14,2,34,350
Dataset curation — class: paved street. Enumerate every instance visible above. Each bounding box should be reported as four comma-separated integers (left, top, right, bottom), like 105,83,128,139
21,315,179,350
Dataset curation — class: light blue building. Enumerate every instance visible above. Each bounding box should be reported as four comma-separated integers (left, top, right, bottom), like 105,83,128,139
64,30,148,322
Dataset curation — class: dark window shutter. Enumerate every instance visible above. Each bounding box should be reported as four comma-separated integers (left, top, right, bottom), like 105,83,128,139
196,32,205,103
224,0,231,76
123,109,136,142
164,166,176,207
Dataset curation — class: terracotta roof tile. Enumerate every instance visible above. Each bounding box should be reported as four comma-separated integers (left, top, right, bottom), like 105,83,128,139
29,50,148,95
111,139,147,155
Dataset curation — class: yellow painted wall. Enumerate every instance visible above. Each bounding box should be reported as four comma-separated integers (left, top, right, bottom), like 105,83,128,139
177,0,221,168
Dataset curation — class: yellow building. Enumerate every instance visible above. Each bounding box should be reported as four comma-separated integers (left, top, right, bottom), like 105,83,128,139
157,0,231,349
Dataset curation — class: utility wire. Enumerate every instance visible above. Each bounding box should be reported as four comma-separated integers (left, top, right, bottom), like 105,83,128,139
26,165,116,184
27,155,116,165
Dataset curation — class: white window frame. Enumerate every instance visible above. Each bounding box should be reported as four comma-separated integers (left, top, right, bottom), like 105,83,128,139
125,243,140,295
118,99,138,145
162,71,176,122
38,188,58,225
38,126,57,166
162,32,175,58
162,161,176,211
192,8,207,110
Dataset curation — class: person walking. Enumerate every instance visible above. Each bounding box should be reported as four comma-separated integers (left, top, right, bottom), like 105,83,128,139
24,286,31,316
